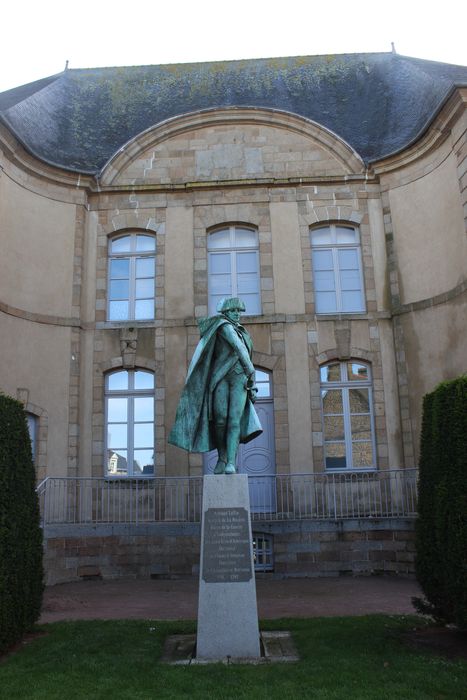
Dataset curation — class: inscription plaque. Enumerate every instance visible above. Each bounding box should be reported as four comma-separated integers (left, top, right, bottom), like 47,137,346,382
202,507,252,583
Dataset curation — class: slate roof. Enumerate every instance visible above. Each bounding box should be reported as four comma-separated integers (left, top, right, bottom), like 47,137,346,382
0,53,466,174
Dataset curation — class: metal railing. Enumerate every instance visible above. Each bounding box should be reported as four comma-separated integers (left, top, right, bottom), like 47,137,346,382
37,469,417,526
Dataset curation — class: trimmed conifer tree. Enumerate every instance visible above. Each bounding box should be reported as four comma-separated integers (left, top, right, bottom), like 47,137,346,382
414,376,467,629
0,394,43,654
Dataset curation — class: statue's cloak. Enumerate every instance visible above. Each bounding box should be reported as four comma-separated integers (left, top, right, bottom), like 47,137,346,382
168,316,262,453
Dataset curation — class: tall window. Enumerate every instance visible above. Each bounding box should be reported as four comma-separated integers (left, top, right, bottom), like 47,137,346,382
311,224,365,314
320,361,376,470
108,233,156,321
105,369,155,477
26,412,38,464
207,225,261,315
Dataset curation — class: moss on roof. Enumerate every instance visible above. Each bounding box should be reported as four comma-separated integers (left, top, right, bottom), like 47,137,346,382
0,53,466,173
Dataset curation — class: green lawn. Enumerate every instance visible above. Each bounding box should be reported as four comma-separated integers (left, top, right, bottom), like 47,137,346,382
1,616,466,699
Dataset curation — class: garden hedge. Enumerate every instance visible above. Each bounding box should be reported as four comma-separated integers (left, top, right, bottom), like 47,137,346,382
0,394,43,654
414,375,467,629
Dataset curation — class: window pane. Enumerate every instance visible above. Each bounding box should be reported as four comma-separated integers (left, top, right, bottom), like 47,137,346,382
322,389,343,414
311,227,332,245
324,415,345,440
340,269,361,291
108,371,129,391
210,253,231,274
352,441,373,468
136,257,155,278
314,270,336,292
107,423,127,448
135,300,154,320
242,294,261,315
107,398,127,422
109,300,129,320
320,364,341,383
255,383,270,398
234,228,258,248
110,258,130,278
110,279,129,300
338,248,359,269
27,414,36,461
325,442,346,469
341,291,364,313
237,273,259,294
135,278,154,299
134,397,154,422
347,363,368,381
336,226,357,244
133,450,154,475
134,371,154,390
134,423,154,448
236,251,257,273
351,415,372,440
210,275,232,295
110,236,131,253
107,449,128,475
207,229,230,249
255,370,269,383
349,388,370,413
313,249,333,270
135,235,156,252
315,291,337,313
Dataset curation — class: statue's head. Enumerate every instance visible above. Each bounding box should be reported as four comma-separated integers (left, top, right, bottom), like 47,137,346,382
217,297,246,323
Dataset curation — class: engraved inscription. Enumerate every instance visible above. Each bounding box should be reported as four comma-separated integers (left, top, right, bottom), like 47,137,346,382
202,507,252,583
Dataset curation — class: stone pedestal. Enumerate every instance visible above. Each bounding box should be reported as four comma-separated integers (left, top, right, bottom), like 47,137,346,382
196,474,261,660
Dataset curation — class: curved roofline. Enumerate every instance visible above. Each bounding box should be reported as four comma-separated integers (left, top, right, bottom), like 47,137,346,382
0,113,98,175
99,106,366,184
368,82,467,165
1,53,466,175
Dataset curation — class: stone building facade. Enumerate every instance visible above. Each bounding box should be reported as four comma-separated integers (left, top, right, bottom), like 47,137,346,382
0,53,466,582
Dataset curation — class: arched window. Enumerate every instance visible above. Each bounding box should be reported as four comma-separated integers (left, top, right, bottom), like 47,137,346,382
105,369,155,477
207,225,261,315
311,224,365,314
107,233,156,321
320,361,376,470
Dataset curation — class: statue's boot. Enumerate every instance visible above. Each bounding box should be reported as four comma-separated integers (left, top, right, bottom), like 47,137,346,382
224,462,236,474
214,460,226,474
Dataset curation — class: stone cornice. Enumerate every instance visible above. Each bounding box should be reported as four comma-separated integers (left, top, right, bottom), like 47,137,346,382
392,278,467,316
4,279,465,331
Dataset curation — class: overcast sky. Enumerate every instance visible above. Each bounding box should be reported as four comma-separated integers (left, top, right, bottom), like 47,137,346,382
1,0,466,93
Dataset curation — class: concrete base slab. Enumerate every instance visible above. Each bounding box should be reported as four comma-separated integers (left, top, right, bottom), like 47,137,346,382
161,631,299,665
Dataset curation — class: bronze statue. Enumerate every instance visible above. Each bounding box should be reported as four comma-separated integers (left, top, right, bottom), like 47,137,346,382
168,297,262,474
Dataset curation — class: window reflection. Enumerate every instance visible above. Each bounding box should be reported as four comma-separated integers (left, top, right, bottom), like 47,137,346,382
105,370,155,477
320,361,375,471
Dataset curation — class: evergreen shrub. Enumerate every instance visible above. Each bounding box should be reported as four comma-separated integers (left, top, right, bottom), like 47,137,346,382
414,376,467,628
0,394,43,654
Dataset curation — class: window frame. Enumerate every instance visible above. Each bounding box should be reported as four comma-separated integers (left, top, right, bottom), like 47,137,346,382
107,232,156,322
104,369,155,478
311,223,366,314
207,225,261,316
253,533,274,572
320,360,377,471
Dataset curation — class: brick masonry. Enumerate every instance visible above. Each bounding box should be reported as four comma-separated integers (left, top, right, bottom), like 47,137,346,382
43,518,415,585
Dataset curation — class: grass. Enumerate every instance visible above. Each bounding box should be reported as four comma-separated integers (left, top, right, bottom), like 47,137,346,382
1,616,466,699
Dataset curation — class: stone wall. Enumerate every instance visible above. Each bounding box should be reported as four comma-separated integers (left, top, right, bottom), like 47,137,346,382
43,518,415,585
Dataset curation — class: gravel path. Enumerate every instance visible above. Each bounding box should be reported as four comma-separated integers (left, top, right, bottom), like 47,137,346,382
40,576,421,623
